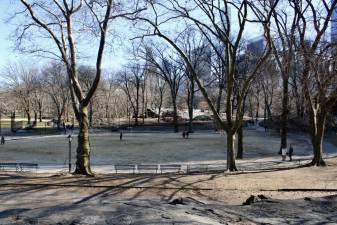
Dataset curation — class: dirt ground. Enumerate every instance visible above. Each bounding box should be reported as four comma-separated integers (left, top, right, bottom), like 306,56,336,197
1,157,337,224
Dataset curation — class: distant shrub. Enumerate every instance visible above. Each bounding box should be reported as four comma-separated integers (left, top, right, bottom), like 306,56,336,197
162,111,177,118
193,115,212,121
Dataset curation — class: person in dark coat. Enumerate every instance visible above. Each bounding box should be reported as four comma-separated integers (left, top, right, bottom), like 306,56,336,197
182,131,186,139
120,132,123,141
0,136,4,145
288,144,294,161
63,122,67,134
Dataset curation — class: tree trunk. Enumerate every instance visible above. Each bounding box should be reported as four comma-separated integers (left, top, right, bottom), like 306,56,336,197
227,132,237,171
255,100,259,123
89,102,93,128
310,112,326,166
231,97,236,116
142,84,145,125
267,104,272,121
39,109,42,122
264,98,267,129
134,110,138,126
158,107,161,123
236,124,243,159
188,81,194,133
135,81,140,126
236,93,247,159
172,95,179,133
74,105,93,175
105,105,109,118
57,114,62,130
300,95,305,118
34,111,37,124
280,77,289,151
26,110,31,125
188,103,193,133
216,85,223,113
158,90,163,123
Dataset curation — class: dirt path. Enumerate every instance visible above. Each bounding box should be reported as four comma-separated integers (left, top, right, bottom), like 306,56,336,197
1,158,337,224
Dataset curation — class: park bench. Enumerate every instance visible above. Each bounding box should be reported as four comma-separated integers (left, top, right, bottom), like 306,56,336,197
187,164,226,173
0,163,20,172
19,163,39,171
159,164,182,174
0,163,39,172
115,164,136,174
206,164,226,172
137,164,159,174
187,164,209,173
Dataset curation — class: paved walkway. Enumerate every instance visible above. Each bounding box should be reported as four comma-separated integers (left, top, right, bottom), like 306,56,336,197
3,154,335,174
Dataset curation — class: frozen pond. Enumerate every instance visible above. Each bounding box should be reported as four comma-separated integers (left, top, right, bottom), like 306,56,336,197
0,129,336,166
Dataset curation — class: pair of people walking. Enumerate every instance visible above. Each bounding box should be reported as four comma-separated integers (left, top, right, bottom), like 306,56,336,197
281,144,294,161
182,131,189,139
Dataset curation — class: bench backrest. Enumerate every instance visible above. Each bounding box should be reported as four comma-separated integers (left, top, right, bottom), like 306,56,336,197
187,164,209,173
115,165,135,170
160,164,182,171
20,163,38,168
160,165,182,174
0,163,18,166
138,165,158,170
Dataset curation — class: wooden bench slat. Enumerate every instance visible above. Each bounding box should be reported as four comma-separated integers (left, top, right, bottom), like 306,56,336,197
115,164,135,174
160,164,182,173
138,165,158,173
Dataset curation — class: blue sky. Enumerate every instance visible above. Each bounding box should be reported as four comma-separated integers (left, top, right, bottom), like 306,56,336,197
3,1,330,73
0,1,128,71
0,1,20,69
0,1,266,73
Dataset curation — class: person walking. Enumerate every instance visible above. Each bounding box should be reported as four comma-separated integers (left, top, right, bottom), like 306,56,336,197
288,144,294,161
120,132,123,141
182,131,186,139
0,136,4,145
63,122,67,134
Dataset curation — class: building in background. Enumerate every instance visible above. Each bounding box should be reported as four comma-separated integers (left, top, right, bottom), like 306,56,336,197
246,36,265,58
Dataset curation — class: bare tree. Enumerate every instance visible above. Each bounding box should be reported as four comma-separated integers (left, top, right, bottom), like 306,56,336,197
293,0,337,166
31,78,45,124
271,2,298,153
178,28,211,133
42,63,69,129
153,77,166,123
145,45,185,133
16,0,144,175
119,64,144,126
134,0,279,170
78,66,97,128
260,61,278,124
4,64,36,126
289,54,305,118
100,72,119,123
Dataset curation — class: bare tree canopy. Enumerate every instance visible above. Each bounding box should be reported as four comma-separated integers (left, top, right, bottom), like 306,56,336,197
14,0,145,175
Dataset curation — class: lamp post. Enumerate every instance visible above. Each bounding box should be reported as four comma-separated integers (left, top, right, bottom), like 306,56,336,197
0,111,2,137
67,134,72,173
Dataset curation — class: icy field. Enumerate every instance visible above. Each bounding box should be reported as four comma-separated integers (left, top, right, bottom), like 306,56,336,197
1,129,335,166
